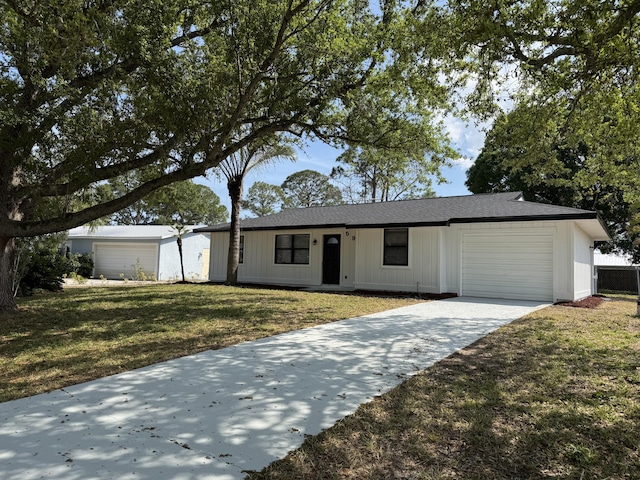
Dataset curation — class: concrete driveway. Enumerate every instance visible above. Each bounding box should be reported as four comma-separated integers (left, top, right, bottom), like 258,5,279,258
0,297,547,480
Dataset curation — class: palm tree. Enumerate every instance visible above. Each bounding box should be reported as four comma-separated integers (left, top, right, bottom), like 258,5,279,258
172,225,191,283
218,143,296,285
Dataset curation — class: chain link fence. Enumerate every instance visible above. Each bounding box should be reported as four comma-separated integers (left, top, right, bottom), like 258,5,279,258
596,267,639,293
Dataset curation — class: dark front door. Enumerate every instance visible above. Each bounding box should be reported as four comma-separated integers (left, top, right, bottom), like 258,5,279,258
322,234,341,285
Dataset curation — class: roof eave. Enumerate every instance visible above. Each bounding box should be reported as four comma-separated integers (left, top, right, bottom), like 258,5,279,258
448,213,600,225
195,211,608,235
69,235,166,240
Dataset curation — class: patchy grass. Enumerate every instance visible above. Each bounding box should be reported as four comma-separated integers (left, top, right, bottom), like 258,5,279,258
249,296,640,480
0,284,418,403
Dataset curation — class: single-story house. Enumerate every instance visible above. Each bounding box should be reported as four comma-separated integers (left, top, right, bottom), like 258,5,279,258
594,250,639,293
195,192,610,302
66,226,211,281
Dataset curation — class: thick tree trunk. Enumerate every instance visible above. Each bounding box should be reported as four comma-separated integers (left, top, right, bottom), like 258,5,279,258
226,179,243,286
0,237,17,313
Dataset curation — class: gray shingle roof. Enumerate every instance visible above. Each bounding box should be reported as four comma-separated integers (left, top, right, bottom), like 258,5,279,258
196,192,602,233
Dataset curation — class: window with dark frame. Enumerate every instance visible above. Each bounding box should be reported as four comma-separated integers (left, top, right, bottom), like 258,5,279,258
275,234,310,264
383,228,409,266
239,235,244,264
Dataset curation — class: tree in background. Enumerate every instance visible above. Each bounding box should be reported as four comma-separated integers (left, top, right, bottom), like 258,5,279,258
172,225,190,283
242,182,285,217
281,170,343,208
0,0,457,311
441,0,640,258
218,142,296,285
466,98,638,256
331,144,448,203
108,179,228,226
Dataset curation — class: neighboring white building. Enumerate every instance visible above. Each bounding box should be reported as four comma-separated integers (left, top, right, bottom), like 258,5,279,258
66,226,211,281
196,192,610,302
594,250,638,268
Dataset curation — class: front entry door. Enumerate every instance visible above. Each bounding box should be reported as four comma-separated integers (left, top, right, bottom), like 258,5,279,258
322,234,341,285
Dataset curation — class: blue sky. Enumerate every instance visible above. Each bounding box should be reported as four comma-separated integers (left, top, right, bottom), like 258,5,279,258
200,115,488,216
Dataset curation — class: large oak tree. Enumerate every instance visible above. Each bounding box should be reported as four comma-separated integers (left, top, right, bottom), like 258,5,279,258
0,0,456,311
443,0,640,258
466,100,637,256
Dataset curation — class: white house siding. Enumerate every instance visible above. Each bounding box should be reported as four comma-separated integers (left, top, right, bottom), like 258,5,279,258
208,229,356,288
573,223,594,300
209,232,229,282
208,220,597,302
341,230,357,288
353,227,440,293
158,233,211,281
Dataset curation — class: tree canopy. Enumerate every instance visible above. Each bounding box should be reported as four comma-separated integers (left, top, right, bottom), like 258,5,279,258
1,0,454,239
444,0,640,258
441,0,640,113
242,182,285,217
281,170,343,208
0,0,457,310
108,180,228,226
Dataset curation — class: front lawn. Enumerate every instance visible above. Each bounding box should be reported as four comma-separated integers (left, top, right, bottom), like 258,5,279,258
250,296,640,480
0,284,418,403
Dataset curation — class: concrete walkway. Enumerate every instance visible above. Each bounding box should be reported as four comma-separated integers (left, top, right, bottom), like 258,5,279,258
0,297,547,480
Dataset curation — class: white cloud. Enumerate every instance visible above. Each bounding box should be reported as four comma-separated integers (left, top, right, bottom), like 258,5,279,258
453,156,475,171
443,115,466,143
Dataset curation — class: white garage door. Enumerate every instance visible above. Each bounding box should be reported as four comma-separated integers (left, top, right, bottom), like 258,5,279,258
461,232,554,301
93,243,158,280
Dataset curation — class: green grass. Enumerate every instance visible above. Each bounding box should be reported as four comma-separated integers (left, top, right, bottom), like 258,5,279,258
0,283,418,403
249,296,640,480
5,287,639,478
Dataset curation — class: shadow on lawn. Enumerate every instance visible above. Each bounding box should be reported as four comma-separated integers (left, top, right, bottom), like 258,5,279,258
3,284,416,403
251,308,640,480
1,298,527,479
2,285,315,401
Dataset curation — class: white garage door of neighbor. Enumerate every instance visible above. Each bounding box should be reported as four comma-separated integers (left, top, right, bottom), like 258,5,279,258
461,232,554,302
94,243,158,280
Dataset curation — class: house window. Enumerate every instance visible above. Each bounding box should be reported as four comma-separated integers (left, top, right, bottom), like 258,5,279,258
239,235,244,264
275,234,310,264
384,228,408,266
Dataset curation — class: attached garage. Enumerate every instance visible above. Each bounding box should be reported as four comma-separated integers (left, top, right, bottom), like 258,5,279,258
93,243,158,279
460,231,554,301
196,192,611,302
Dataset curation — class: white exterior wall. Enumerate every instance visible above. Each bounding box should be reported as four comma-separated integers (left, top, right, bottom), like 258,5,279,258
209,232,229,281
208,229,357,288
208,220,596,301
354,227,440,293
158,232,211,281
573,224,594,300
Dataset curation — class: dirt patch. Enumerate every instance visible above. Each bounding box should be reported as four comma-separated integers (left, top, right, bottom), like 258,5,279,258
555,295,605,309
